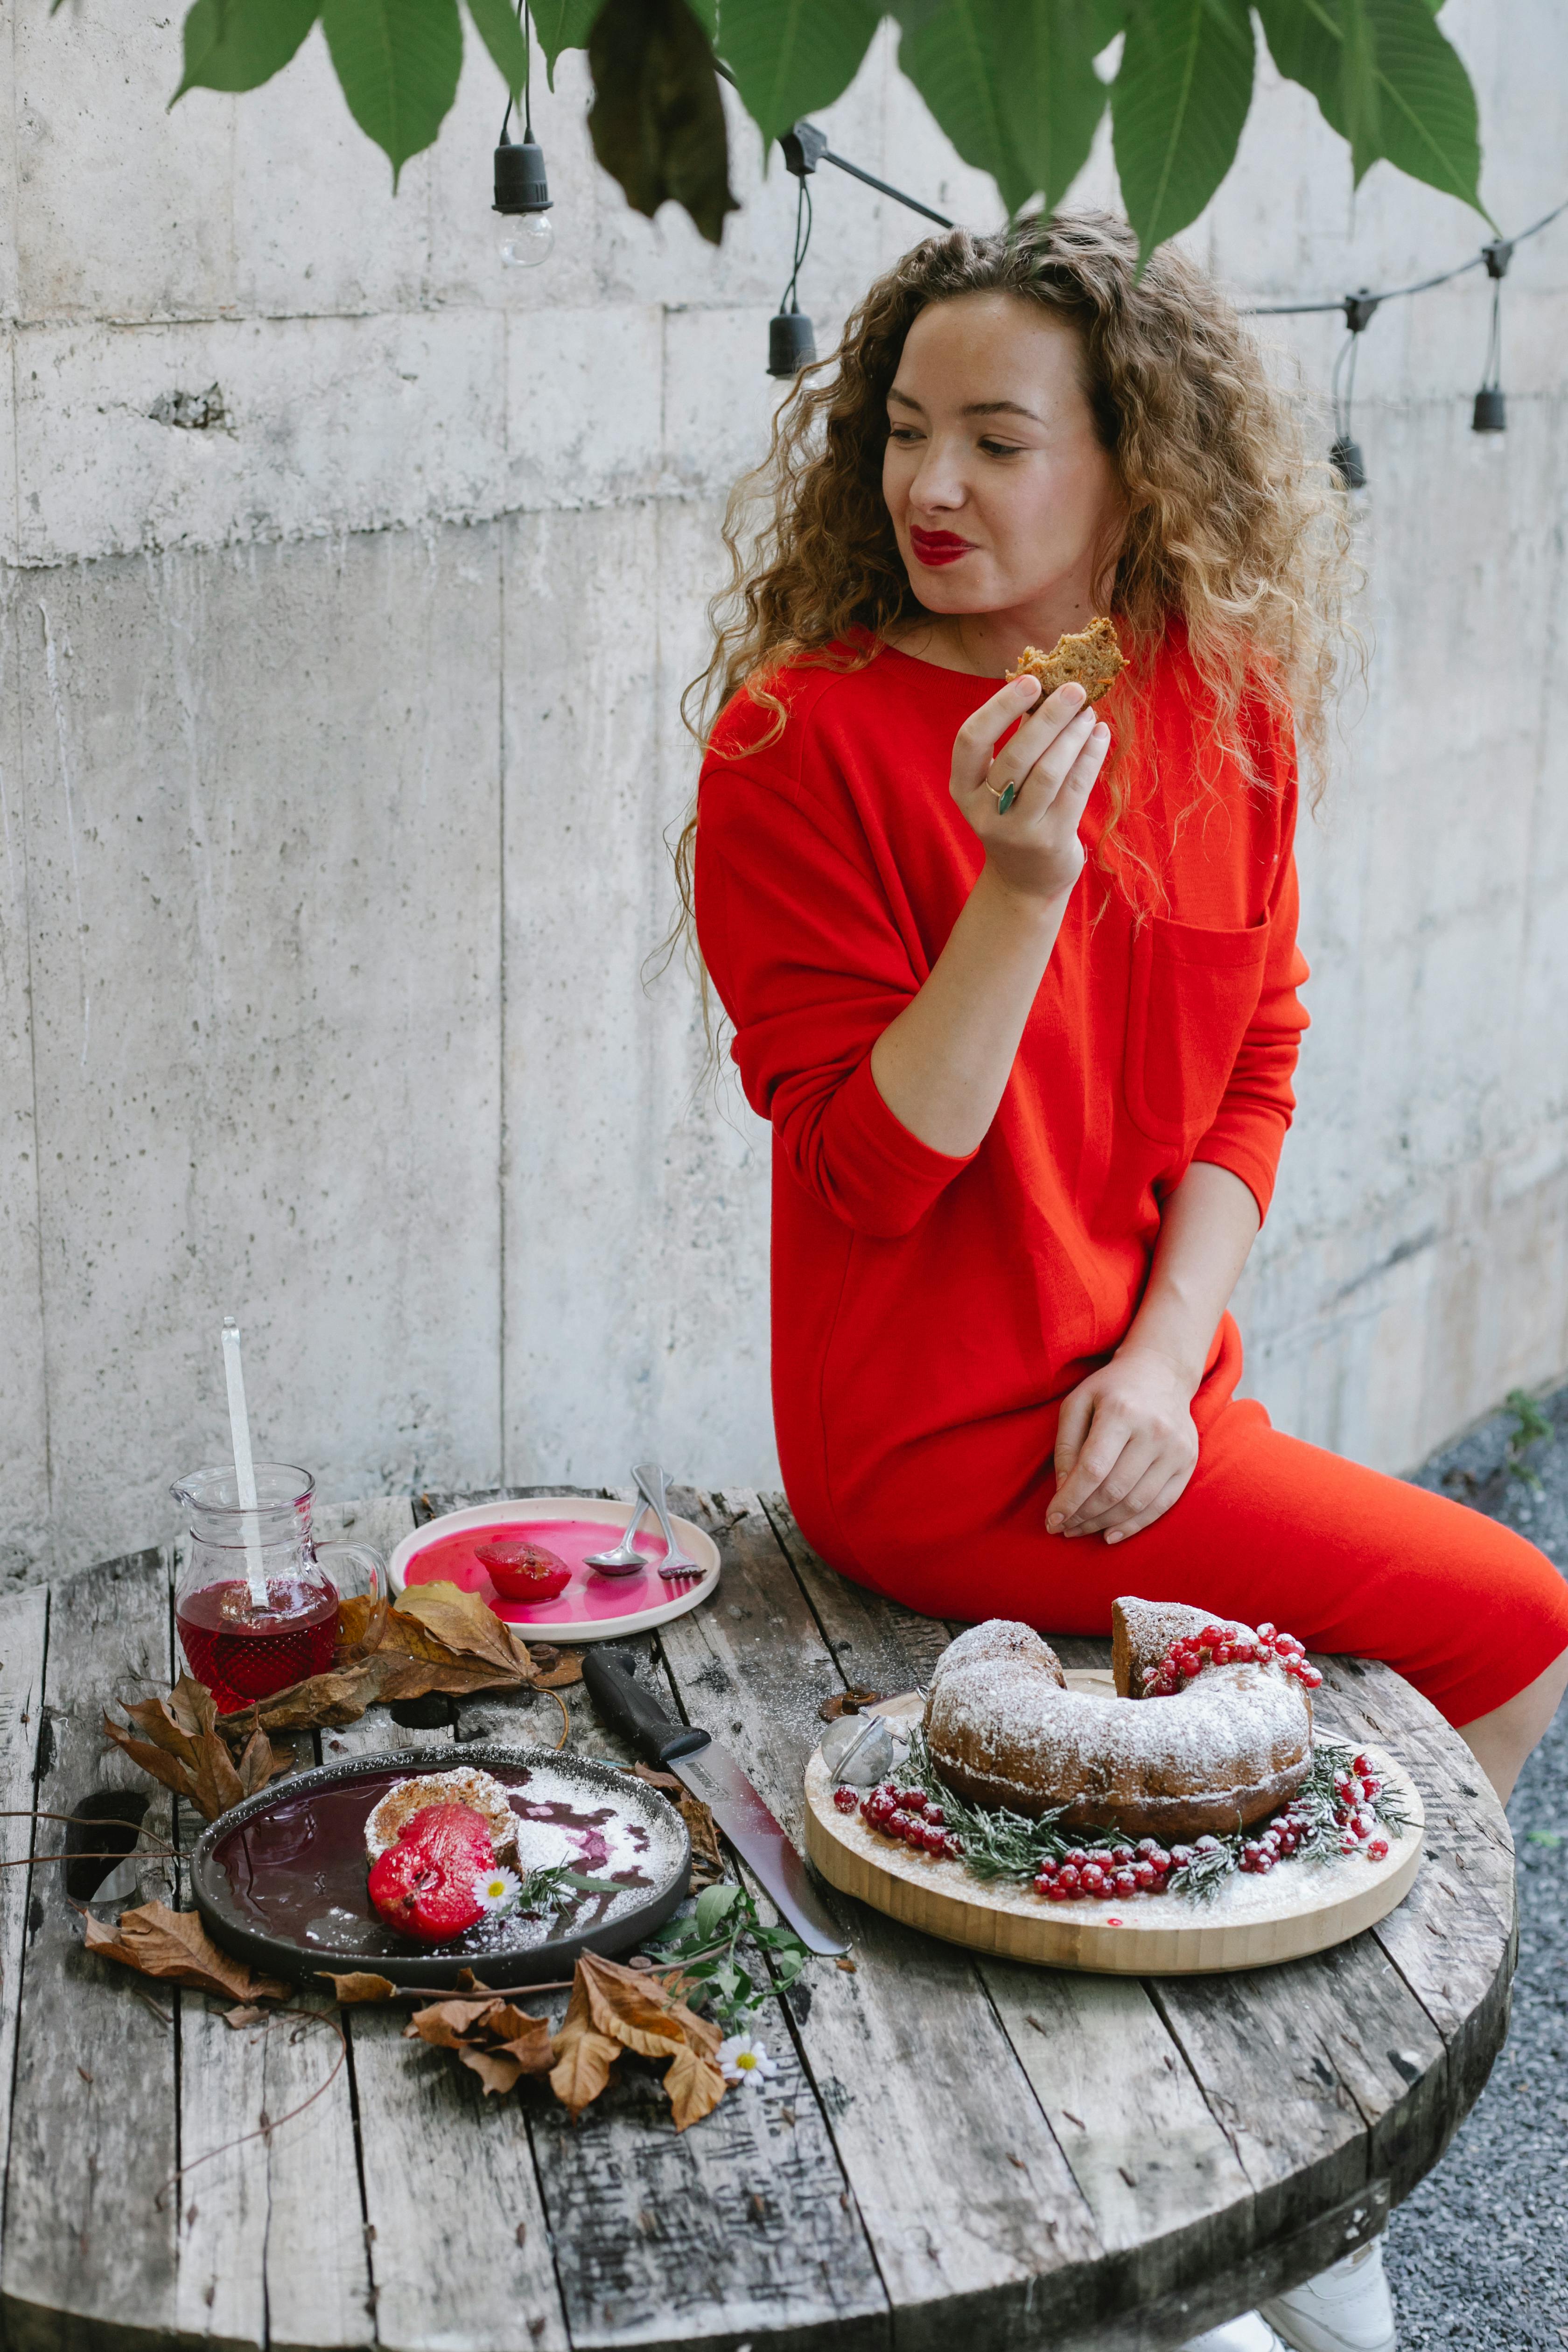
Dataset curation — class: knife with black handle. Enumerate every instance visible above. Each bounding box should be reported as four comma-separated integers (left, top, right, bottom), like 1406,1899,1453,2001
584,1645,850,1956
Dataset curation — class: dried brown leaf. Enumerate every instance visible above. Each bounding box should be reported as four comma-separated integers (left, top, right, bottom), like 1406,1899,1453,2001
626,1763,685,1794
549,2023,622,2116
458,2043,526,2096
83,1903,288,2004
819,1687,882,1722
577,1949,720,2060
679,1794,726,1887
224,2004,267,2028
391,1582,533,1678
664,2040,727,2131
316,1971,397,2005
403,1997,499,2049
104,1671,280,1823
334,1590,389,1659
489,2011,554,2074
190,1732,245,1822
526,1647,583,1689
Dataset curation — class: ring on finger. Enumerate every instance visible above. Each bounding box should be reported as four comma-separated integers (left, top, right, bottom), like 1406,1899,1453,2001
984,771,1024,813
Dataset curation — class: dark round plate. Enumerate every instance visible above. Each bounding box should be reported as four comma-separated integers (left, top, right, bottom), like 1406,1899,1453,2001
191,1741,691,1988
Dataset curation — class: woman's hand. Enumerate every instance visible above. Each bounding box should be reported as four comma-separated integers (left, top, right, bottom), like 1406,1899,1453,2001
1048,1346,1201,1544
950,673,1111,905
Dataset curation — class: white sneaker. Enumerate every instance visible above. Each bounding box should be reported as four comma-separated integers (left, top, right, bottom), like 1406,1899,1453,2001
1261,2237,1397,2352
1182,2317,1290,2352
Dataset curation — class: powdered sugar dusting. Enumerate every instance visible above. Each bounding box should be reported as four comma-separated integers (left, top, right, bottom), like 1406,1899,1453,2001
925,1613,1312,1836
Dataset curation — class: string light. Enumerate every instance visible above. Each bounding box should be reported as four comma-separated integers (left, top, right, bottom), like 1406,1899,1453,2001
1328,291,1379,488
494,3,554,271
768,126,824,378
1472,238,1512,434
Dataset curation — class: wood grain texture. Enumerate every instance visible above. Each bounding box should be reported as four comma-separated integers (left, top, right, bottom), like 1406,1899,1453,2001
172,1498,402,2352
3,1549,180,2352
325,1663,567,2352
661,1493,1106,2352
0,1589,48,2256
0,1508,1518,2352
982,1968,1255,2311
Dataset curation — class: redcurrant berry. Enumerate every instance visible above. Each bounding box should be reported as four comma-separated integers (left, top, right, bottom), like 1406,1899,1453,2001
1366,1837,1389,1863
1081,1864,1107,1895
833,1785,858,1813
1057,1866,1081,1894
1133,1861,1156,1890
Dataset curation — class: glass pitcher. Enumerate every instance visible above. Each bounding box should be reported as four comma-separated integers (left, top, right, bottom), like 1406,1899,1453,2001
171,1463,385,1714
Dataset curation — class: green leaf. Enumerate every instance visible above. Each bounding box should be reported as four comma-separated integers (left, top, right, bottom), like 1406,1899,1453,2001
994,0,1113,215
693,1881,742,1936
1256,0,1487,217
464,0,527,100
320,0,463,183
587,0,740,245
716,0,882,145
1111,0,1254,260
899,0,1034,215
174,0,322,98
533,0,602,86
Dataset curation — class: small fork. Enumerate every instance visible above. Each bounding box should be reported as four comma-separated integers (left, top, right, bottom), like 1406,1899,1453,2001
633,1462,704,1582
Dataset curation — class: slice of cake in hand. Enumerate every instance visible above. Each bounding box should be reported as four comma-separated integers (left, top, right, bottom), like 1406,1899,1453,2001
365,1765,520,1869
1006,615,1126,705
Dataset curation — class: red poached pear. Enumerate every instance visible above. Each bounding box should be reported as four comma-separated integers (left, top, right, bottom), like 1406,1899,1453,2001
367,1802,497,1941
474,1537,572,1602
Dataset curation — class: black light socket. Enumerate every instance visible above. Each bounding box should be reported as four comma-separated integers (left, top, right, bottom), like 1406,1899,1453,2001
768,307,816,378
1330,435,1367,490
494,135,552,215
1472,387,1506,433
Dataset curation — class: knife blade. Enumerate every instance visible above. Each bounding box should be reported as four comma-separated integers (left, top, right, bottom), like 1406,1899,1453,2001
582,1645,851,1956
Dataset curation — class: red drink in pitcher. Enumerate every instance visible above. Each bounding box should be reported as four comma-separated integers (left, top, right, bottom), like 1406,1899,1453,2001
176,1577,339,1713
170,1463,385,1715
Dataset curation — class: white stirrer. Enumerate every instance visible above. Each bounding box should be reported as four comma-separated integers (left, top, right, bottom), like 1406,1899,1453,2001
221,1316,270,1610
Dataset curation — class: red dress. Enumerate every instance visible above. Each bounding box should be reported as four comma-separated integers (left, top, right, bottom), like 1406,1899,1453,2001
695,632,1568,1726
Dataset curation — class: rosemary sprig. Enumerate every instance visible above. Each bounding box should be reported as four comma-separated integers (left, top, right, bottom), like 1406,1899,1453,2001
518,1862,623,1916
884,1729,1407,1905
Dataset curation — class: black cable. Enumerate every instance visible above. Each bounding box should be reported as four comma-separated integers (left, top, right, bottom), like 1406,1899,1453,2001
1245,192,1568,316
500,0,529,146
818,148,953,230
781,175,814,312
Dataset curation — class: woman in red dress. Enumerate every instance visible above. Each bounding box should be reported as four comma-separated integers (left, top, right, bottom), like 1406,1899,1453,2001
690,218,1567,1809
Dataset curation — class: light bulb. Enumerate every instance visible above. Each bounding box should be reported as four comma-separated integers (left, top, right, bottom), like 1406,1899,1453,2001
499,213,554,269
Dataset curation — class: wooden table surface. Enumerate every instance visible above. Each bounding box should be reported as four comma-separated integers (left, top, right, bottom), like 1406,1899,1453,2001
0,1487,1518,2352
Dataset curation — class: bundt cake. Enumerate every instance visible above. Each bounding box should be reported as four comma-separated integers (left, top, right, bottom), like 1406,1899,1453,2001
923,1599,1313,1840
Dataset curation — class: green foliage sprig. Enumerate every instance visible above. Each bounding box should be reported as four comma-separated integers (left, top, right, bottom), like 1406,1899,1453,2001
896,1727,1408,1903
642,1879,810,2027
123,0,1489,260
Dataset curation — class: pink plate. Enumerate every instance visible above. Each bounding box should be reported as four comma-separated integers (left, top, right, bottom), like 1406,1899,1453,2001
386,1497,721,1643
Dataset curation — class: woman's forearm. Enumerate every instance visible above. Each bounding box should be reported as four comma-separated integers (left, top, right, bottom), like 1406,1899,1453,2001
869,867,1070,1156
1117,1161,1261,1391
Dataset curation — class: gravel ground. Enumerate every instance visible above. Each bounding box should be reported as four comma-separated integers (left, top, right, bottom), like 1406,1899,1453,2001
1384,1381,1568,2350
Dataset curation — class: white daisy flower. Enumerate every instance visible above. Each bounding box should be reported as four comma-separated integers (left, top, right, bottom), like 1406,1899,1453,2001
716,2033,778,2090
473,1865,522,1917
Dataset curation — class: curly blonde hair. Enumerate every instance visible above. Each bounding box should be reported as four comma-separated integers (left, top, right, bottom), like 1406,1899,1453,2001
672,210,1354,945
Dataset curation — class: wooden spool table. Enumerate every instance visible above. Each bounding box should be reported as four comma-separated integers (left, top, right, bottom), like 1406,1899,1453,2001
0,1487,1516,2352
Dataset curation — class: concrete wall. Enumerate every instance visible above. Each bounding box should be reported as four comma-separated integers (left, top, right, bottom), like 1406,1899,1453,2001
2,1,1565,1579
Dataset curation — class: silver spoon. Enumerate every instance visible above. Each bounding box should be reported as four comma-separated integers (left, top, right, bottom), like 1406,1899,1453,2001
633,1461,704,1582
584,1499,652,1576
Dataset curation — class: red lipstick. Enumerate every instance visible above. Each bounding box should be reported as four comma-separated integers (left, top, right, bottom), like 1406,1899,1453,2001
909,526,974,567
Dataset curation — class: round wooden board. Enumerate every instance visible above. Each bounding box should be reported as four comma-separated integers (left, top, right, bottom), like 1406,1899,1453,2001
804,1682,1425,1975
